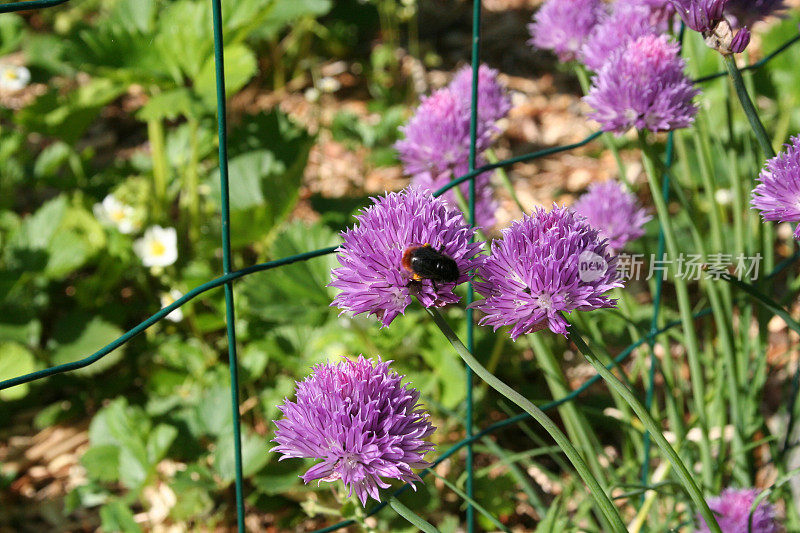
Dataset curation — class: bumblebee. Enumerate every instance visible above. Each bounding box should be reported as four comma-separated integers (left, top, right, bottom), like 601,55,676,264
401,244,460,284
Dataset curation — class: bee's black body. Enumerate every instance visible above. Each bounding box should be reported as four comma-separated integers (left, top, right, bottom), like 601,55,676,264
402,244,460,283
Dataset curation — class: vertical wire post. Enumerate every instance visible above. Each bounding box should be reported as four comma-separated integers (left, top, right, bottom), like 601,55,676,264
465,0,482,530
211,0,246,530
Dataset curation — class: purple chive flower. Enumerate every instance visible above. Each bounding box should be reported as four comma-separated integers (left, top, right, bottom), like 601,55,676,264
330,187,484,327
471,205,622,339
725,0,785,28
579,5,658,72
670,0,727,32
583,34,699,134
271,356,435,506
616,0,677,26
448,64,512,129
751,135,800,240
395,67,509,228
696,488,780,533
528,0,606,62
572,181,652,249
396,89,476,178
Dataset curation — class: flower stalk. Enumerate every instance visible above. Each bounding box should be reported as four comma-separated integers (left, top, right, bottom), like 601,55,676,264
724,55,776,159
638,130,715,486
567,326,722,533
425,307,627,532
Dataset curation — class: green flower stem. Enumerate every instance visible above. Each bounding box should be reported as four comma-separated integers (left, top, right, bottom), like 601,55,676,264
718,273,800,336
427,470,511,532
425,307,627,532
629,461,672,533
389,496,439,533
705,279,750,484
669,124,749,482
692,117,724,253
568,327,722,533
528,334,608,485
638,131,715,487
726,130,746,255
724,55,776,159
478,437,546,516
183,118,201,242
147,119,169,220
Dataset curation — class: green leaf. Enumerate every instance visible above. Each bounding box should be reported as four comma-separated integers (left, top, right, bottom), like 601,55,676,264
240,341,270,383
0,312,41,346
259,374,297,423
156,337,211,378
86,402,151,490
66,482,108,513
16,79,126,143
137,89,206,121
33,141,75,179
81,445,120,483
154,1,211,81
223,150,277,211
45,229,90,279
0,14,25,56
252,471,305,496
48,315,125,376
88,399,150,466
71,23,168,83
0,342,35,400
214,427,270,484
118,445,148,490
100,500,141,533
169,467,216,521
5,196,104,279
257,0,332,40
195,387,232,437
240,221,339,324
146,424,178,465
169,485,214,522
108,0,156,34
194,44,257,106
7,195,66,252
212,111,314,247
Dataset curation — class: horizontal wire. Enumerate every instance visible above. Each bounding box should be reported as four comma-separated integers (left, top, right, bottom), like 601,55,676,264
694,34,800,84
0,0,71,14
0,246,338,390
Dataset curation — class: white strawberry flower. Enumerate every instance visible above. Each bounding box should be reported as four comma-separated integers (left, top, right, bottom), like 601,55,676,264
318,76,340,93
160,289,184,322
134,226,178,268
0,65,30,91
93,194,141,234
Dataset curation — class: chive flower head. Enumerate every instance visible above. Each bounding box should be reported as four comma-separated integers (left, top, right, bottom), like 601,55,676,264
528,0,606,62
572,180,651,250
471,205,622,339
330,187,484,327
696,488,779,533
751,135,800,240
271,356,435,506
583,34,699,134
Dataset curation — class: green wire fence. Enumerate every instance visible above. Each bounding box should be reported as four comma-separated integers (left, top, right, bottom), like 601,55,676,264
1,0,800,531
